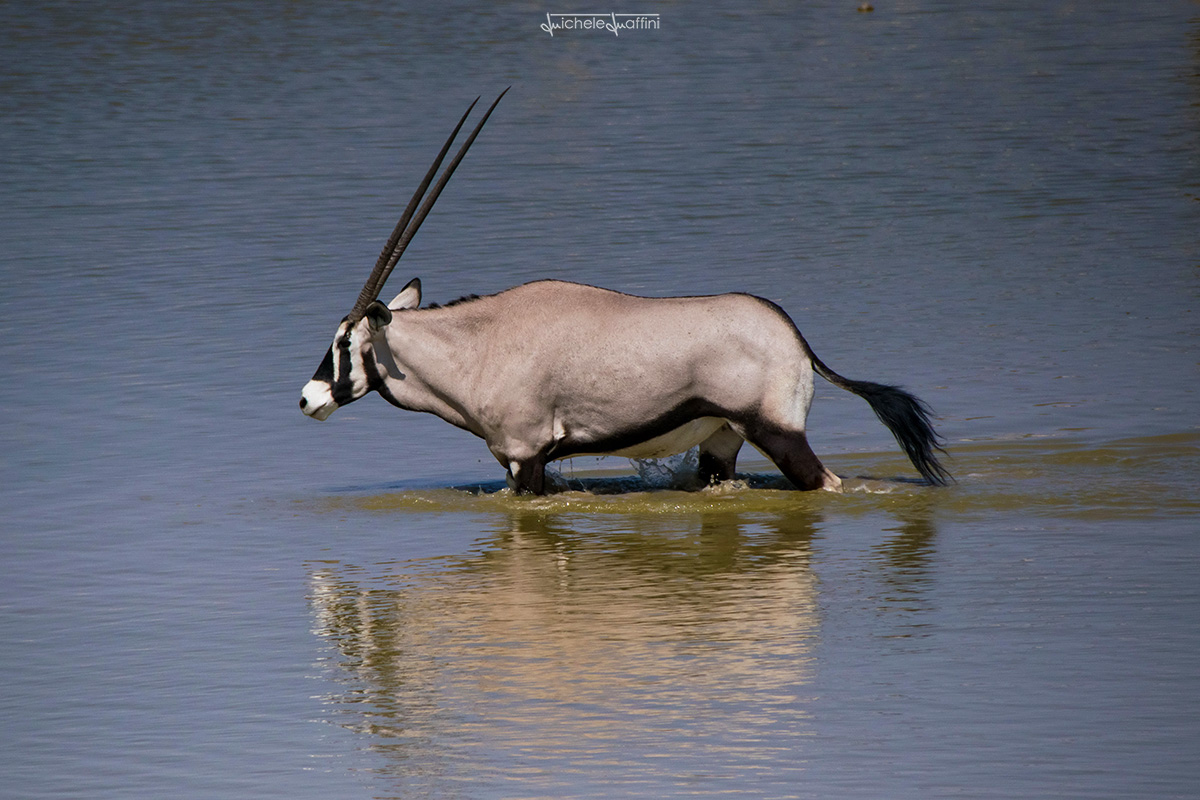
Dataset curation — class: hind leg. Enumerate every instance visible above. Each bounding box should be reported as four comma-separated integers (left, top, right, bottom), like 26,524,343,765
698,423,744,485
747,425,842,491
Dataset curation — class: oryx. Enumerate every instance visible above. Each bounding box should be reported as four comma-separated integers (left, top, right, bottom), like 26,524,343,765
300,91,951,494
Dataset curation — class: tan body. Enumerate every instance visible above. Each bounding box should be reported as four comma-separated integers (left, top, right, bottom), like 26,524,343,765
368,280,833,493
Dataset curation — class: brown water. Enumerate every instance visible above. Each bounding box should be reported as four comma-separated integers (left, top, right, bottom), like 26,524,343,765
2,2,1198,798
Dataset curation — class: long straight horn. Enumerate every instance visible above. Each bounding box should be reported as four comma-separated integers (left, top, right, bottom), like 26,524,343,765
348,97,479,320
347,98,478,320
348,87,509,321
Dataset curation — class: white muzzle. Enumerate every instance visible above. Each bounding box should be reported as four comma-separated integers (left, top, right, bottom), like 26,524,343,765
300,380,337,421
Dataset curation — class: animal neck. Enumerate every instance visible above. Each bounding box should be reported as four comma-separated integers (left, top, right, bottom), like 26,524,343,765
369,314,482,435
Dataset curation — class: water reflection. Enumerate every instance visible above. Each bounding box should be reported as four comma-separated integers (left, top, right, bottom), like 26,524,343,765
308,509,824,794
873,507,938,593
869,504,940,636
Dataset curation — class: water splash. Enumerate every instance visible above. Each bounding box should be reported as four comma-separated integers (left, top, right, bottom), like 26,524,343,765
630,448,701,490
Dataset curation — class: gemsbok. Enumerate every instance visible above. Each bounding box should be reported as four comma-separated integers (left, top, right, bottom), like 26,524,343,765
300,90,951,494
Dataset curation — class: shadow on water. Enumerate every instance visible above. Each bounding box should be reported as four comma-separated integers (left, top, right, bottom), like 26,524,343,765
305,477,950,796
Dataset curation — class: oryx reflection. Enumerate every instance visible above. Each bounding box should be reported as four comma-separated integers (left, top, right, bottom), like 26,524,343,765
308,509,823,793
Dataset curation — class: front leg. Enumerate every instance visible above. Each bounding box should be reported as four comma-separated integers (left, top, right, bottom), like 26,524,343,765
506,456,547,495
491,436,552,495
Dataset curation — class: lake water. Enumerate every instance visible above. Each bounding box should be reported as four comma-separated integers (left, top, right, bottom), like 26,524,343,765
2,2,1198,798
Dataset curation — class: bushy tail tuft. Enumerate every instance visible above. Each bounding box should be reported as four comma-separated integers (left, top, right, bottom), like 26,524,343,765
807,346,952,486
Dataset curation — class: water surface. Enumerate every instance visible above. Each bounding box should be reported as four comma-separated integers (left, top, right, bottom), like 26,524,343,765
2,2,1198,798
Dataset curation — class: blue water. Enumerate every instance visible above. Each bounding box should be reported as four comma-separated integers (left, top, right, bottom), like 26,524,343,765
2,2,1198,798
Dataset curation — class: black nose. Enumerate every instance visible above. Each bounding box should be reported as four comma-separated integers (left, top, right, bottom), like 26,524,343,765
299,397,307,409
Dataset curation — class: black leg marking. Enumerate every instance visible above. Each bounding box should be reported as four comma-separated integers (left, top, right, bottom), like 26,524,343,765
746,425,840,491
698,423,744,485
510,456,548,495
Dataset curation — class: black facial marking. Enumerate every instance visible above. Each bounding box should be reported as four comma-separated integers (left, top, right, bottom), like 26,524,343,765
363,347,406,410
363,348,383,393
331,336,356,406
311,348,334,383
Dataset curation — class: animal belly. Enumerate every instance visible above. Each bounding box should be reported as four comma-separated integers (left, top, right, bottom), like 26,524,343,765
609,417,727,460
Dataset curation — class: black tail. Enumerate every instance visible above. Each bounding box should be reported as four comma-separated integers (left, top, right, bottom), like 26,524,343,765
807,345,952,486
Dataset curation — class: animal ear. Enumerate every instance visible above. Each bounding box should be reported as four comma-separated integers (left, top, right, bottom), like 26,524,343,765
388,278,422,311
365,300,393,330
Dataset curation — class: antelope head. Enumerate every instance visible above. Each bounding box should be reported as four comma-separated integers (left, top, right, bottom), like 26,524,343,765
300,90,507,421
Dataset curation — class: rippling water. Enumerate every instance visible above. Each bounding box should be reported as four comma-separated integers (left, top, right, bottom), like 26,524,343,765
2,2,1198,798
